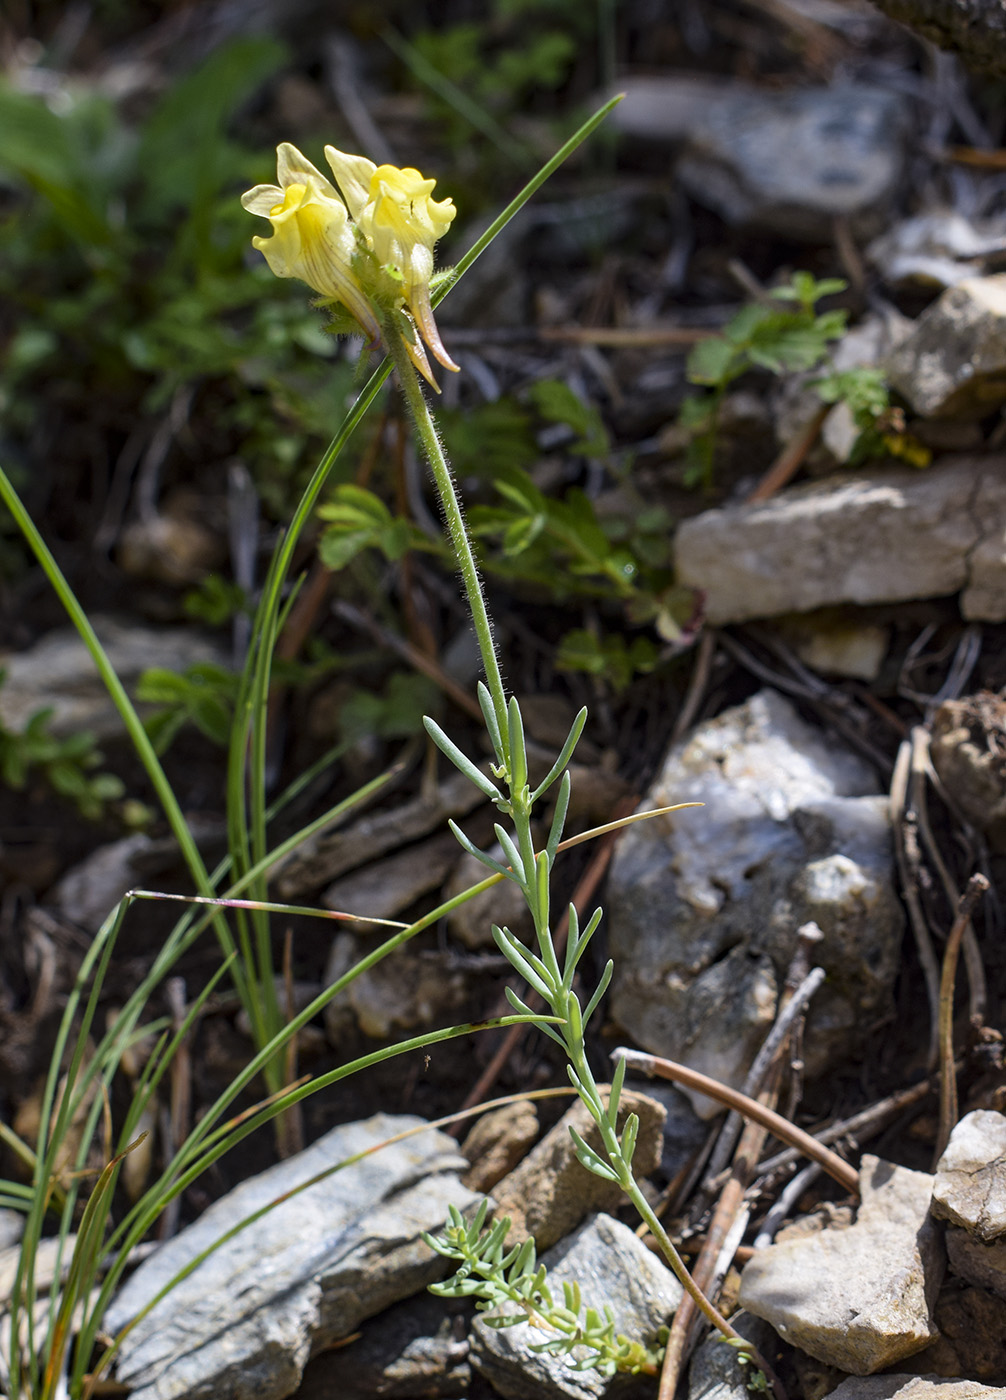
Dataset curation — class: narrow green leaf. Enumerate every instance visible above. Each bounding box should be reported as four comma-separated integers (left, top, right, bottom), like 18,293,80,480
507,697,527,793
477,681,505,767
497,938,554,1004
535,851,550,934
581,959,613,1026
620,1112,639,1167
606,1051,627,1129
545,770,571,864
424,717,502,800
503,987,564,1046
530,707,587,803
448,821,511,879
568,1125,618,1181
562,905,603,990
493,824,525,882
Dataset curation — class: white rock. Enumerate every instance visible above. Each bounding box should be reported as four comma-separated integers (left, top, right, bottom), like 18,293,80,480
739,1156,943,1374
675,456,1006,626
932,1110,1006,1243
607,689,901,1115
0,617,226,740
50,834,155,933
868,210,1006,290
612,78,908,239
887,275,1006,418
825,1377,1006,1400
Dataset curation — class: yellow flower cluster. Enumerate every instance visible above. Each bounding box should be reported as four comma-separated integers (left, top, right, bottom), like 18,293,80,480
242,143,458,387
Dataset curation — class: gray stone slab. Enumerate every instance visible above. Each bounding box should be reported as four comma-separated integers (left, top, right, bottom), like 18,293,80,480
470,1213,682,1400
825,1377,1006,1400
674,456,1006,626
106,1114,480,1400
0,616,225,740
612,78,908,239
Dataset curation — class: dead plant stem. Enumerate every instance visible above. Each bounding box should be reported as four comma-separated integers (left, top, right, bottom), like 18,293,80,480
935,872,990,1165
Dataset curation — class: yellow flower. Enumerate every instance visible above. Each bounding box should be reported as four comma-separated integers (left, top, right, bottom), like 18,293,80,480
243,143,459,388
325,149,459,377
241,143,380,346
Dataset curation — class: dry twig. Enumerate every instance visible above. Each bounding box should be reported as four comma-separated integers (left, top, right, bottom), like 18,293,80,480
935,873,991,1166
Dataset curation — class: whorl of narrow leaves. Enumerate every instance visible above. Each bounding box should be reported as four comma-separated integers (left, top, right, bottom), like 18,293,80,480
423,1205,665,1377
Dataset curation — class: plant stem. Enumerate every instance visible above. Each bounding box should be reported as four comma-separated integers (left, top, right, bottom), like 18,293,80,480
566,1042,748,1348
385,323,510,763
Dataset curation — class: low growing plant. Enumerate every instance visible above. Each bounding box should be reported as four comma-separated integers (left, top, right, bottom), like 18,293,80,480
679,270,927,488
0,680,125,821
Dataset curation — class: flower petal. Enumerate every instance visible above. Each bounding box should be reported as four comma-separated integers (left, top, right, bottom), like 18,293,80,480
250,178,379,342
241,183,283,215
324,146,377,221
275,142,340,201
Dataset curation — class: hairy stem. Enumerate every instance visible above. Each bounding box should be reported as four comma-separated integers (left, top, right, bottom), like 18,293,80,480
385,322,510,762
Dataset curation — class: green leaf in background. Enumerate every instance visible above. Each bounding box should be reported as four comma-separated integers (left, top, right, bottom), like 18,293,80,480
340,672,442,744
317,485,430,569
556,628,659,690
137,662,239,752
529,379,610,458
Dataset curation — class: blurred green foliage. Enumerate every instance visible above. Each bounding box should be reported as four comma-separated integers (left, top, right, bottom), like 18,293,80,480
679,272,928,487
390,0,600,184
0,678,125,820
0,36,371,520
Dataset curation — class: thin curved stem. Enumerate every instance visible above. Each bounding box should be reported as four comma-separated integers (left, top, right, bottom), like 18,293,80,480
385,323,509,763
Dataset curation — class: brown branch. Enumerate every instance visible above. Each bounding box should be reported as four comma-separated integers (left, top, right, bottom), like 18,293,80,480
613,1048,860,1195
935,873,991,1166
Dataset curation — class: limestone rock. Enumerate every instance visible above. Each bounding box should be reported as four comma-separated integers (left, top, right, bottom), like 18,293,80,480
607,689,902,1114
912,1280,1006,1384
946,1227,1006,1301
688,1311,781,1400
295,1293,473,1399
739,1156,943,1374
0,617,226,740
443,844,533,950
460,1101,540,1194
490,1089,665,1251
51,834,157,934
320,833,460,926
868,211,1006,291
933,1110,1006,1242
0,1212,22,1253
470,1213,682,1400
119,507,223,587
106,1114,481,1400
612,78,908,240
931,697,1006,849
674,456,1006,626
825,1377,1006,1400
322,932,470,1041
273,770,484,899
887,275,1006,418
